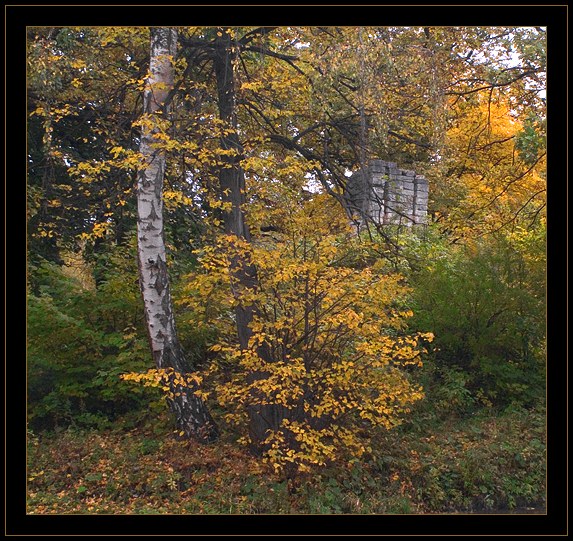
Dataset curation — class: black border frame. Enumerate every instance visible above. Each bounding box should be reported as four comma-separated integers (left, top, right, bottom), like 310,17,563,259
6,3,567,536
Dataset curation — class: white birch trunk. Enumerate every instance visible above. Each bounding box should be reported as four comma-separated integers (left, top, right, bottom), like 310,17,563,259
137,27,217,442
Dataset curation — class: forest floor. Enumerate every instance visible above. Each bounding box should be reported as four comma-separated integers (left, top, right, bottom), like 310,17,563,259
26,405,546,515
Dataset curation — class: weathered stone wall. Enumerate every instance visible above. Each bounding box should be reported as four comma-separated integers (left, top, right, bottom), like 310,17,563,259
346,160,428,227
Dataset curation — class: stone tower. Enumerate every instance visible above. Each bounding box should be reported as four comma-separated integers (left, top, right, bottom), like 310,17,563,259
345,160,428,227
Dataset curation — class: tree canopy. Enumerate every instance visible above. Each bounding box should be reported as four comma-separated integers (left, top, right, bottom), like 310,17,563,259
23,24,553,515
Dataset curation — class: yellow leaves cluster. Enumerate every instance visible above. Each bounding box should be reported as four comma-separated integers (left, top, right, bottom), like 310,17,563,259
183,195,432,475
95,26,149,48
69,148,142,193
30,103,79,124
436,96,546,237
240,81,264,92
69,58,87,70
262,420,372,474
79,221,112,241
126,76,147,91
30,105,46,118
163,190,195,210
120,367,204,401
134,114,172,138
35,228,55,239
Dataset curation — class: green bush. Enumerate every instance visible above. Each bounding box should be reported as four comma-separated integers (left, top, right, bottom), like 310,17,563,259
27,246,160,430
407,225,546,409
27,233,217,432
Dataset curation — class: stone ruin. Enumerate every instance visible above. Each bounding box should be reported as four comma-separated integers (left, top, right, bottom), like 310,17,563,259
345,160,429,227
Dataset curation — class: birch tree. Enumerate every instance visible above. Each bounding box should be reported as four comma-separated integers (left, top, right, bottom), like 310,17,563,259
136,27,218,442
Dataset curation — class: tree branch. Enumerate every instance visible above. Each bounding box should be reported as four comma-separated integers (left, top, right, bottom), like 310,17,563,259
446,70,539,97
238,27,278,46
242,45,306,76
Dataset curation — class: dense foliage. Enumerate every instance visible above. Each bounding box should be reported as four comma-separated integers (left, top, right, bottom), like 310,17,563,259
180,196,433,473
26,25,547,514
408,226,546,410
27,242,156,430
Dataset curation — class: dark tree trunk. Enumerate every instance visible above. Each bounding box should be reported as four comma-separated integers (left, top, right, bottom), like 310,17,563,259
137,27,218,443
213,28,288,451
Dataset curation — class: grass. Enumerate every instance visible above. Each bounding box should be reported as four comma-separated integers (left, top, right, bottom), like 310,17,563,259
26,404,546,515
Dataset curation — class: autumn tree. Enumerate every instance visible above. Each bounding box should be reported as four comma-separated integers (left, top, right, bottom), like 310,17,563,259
26,27,206,276
27,26,546,259
27,25,546,450
27,28,148,265
181,190,431,474
135,27,218,442
119,26,438,457
430,96,546,241
126,26,545,451
413,27,546,240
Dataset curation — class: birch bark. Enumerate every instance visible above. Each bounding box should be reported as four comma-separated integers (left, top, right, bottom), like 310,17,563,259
137,27,218,442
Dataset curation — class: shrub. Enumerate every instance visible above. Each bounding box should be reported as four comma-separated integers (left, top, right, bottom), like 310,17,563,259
407,225,546,409
27,245,160,430
181,195,432,475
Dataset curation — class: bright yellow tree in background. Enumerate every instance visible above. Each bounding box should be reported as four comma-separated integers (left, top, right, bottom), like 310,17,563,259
429,94,546,240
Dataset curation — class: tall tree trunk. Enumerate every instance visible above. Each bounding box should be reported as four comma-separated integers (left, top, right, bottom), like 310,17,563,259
137,27,218,442
213,28,288,452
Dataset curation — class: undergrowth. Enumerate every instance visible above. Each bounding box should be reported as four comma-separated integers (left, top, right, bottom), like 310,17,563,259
27,405,545,515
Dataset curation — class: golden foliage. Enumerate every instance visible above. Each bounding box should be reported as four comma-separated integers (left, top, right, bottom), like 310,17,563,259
430,96,546,238
182,193,432,473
